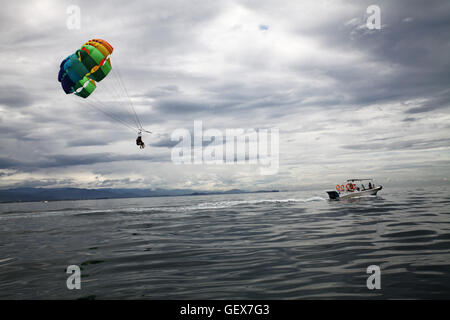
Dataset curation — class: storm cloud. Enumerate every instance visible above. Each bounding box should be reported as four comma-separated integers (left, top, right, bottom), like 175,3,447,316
0,0,449,190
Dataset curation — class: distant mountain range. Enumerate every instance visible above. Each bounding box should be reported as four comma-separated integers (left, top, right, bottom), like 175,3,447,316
0,187,279,203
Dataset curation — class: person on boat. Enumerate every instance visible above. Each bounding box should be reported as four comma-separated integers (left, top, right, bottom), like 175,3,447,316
136,132,145,149
368,182,372,189
361,184,366,190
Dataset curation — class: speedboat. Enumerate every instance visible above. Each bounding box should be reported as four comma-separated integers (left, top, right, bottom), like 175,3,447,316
326,178,382,200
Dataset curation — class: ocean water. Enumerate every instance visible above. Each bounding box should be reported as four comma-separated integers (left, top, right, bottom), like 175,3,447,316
0,187,449,299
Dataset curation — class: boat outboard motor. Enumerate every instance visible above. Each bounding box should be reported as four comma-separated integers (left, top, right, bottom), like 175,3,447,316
326,191,340,200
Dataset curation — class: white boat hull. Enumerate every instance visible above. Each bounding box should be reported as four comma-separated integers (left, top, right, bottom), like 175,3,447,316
326,186,382,200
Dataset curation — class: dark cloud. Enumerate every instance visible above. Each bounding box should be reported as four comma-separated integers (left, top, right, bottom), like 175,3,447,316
4,178,76,189
0,85,34,108
405,90,450,114
149,134,180,148
0,158,18,169
0,153,169,170
95,178,144,187
342,138,450,152
153,98,214,114
145,85,180,98
0,171,14,177
44,153,169,168
67,138,111,147
274,0,450,112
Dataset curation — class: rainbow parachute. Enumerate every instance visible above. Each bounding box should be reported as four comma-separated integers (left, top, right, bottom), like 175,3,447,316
58,39,113,98
57,39,151,138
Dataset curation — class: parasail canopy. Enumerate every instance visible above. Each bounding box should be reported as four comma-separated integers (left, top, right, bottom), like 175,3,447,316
57,39,151,136
58,39,113,98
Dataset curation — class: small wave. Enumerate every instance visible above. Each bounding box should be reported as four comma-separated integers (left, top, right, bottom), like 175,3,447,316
0,257,15,266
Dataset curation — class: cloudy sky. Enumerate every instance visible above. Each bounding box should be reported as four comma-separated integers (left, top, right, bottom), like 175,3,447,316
0,0,449,191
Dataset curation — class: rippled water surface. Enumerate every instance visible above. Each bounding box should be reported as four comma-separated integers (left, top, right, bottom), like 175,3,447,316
0,187,449,299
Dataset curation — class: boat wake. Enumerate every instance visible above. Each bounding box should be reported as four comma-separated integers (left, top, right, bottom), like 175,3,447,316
177,196,327,211
0,196,328,218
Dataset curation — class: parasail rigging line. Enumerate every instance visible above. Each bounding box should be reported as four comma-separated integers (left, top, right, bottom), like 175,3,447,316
82,97,140,134
112,66,143,131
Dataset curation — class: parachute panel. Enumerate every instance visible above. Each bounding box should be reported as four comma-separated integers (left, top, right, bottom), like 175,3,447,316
90,39,113,55
74,77,96,98
67,54,89,82
85,39,113,67
61,75,75,94
77,49,97,73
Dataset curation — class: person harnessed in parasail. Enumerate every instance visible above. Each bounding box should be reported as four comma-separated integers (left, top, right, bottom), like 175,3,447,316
136,132,145,149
